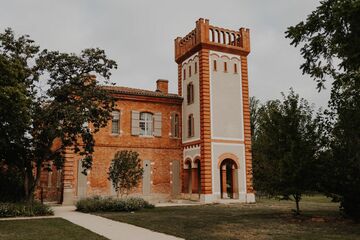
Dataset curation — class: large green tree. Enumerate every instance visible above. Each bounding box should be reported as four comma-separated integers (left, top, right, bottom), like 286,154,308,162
252,90,322,214
0,28,117,200
286,0,360,219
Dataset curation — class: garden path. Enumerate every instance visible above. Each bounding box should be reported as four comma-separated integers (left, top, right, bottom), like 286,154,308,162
53,206,183,240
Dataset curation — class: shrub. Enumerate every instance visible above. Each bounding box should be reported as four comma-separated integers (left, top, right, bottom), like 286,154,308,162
0,166,25,202
0,201,53,218
76,196,154,213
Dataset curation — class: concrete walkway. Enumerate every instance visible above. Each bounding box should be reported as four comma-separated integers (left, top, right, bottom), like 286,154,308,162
53,206,183,240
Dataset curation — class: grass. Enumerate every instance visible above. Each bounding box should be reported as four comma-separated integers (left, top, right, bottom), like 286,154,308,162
0,218,107,240
97,195,360,240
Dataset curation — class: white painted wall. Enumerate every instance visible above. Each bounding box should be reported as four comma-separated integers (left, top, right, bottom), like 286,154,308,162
210,51,244,141
182,53,200,143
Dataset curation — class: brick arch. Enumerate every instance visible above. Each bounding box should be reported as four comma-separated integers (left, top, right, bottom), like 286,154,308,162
217,153,240,169
182,55,199,68
192,155,201,164
184,157,192,169
210,53,220,58
220,55,231,60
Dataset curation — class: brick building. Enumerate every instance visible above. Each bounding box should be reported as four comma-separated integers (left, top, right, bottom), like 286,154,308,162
38,19,255,204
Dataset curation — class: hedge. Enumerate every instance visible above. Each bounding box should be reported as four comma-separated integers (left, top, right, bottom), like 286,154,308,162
76,196,154,213
0,201,54,218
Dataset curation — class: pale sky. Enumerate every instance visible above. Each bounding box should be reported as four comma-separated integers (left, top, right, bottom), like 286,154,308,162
0,0,329,108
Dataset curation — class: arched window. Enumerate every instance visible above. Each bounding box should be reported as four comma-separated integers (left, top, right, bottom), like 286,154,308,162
139,112,153,136
194,62,198,74
188,114,194,137
111,111,120,134
183,69,186,80
234,63,238,74
189,66,192,77
187,82,194,104
213,60,217,71
224,62,228,72
171,112,180,138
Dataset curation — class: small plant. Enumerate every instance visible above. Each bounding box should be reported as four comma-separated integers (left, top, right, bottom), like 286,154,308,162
75,196,154,213
0,201,53,218
108,150,144,197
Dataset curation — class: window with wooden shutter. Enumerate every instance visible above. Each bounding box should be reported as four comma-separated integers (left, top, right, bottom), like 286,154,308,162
153,112,162,137
131,111,140,135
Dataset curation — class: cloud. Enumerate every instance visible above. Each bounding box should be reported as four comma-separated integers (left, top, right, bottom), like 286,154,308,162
0,0,328,107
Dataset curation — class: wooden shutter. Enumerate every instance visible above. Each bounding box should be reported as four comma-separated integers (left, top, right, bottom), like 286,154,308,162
153,112,162,137
131,111,140,135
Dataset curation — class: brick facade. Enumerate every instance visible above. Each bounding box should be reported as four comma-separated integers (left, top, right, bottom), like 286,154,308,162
38,18,254,204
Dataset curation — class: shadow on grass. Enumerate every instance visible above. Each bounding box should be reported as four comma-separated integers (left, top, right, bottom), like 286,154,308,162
97,196,359,240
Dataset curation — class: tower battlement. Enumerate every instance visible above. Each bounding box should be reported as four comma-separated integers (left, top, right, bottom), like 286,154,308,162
175,18,250,63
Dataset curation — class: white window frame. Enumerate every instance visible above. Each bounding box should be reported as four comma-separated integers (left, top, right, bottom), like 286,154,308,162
139,112,153,136
111,111,120,134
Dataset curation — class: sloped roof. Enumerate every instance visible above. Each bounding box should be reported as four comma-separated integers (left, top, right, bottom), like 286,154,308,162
100,85,182,99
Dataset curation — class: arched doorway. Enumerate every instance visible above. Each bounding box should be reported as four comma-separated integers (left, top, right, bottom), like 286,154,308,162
184,159,192,194
220,159,238,199
193,158,201,196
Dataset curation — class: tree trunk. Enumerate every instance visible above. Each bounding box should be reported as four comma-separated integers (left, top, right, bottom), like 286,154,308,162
24,162,42,202
294,194,301,215
24,169,30,201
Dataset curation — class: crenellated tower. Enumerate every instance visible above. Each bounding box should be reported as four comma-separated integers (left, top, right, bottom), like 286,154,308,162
175,18,254,202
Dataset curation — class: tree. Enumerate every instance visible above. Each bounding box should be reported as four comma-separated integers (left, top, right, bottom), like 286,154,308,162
286,0,360,219
252,89,321,214
108,150,144,197
250,96,260,143
0,28,117,201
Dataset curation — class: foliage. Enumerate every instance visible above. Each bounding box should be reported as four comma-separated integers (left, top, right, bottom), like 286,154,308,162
75,196,154,213
252,89,322,214
0,201,53,218
250,96,260,143
108,150,144,197
0,28,117,201
286,0,360,219
0,164,24,202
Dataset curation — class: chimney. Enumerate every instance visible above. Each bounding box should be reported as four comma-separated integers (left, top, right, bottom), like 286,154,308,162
156,79,168,94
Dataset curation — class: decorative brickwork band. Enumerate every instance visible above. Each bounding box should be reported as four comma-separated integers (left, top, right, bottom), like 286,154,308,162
241,56,254,193
199,48,212,194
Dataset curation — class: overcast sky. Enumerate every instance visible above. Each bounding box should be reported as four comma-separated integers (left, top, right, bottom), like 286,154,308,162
0,0,330,108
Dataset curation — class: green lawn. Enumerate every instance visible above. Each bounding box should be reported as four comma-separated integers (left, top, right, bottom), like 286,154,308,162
97,196,360,240
0,218,107,240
